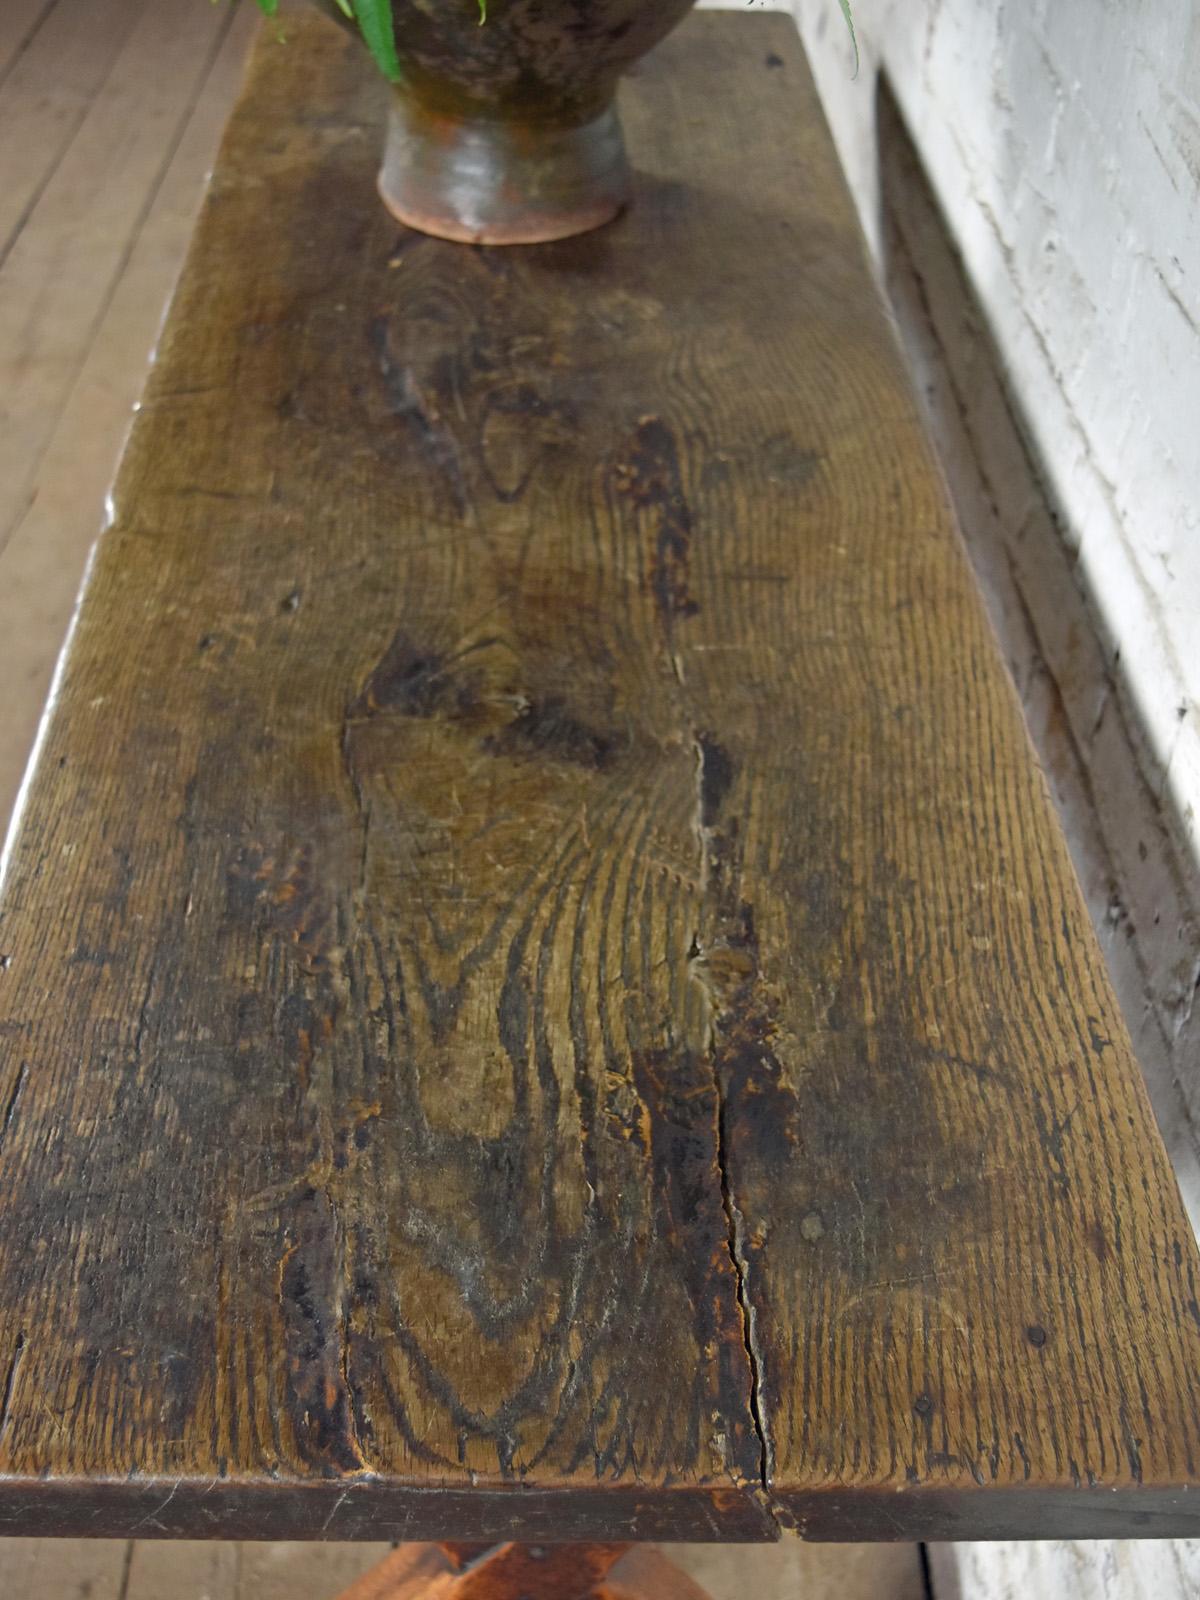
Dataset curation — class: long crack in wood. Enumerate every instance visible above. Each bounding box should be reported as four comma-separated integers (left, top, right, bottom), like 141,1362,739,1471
689,733,773,1496
0,1331,26,1442
715,1072,773,1494
0,1061,28,1148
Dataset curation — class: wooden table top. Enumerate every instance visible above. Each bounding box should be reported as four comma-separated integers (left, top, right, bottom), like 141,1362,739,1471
0,10,1197,1547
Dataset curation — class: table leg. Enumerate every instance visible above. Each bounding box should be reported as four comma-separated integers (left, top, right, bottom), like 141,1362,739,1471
331,1541,716,1600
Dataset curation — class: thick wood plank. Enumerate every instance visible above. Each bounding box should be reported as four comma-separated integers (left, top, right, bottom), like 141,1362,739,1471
0,20,765,1542
0,9,1196,1547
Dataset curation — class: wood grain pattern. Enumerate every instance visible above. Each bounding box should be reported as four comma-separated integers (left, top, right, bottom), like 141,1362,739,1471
0,9,1196,1546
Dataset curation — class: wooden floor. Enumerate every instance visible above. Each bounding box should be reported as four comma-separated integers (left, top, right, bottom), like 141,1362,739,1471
0,0,257,830
0,1,924,1595
0,1536,926,1600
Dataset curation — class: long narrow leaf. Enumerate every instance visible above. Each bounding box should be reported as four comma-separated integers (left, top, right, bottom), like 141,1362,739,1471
838,0,859,77
353,0,402,82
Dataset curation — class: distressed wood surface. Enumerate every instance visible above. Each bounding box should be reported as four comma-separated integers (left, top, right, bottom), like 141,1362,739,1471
0,9,1197,1546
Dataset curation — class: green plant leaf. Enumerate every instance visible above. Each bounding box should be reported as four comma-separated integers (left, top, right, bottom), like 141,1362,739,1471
251,0,279,13
352,0,402,82
837,0,859,77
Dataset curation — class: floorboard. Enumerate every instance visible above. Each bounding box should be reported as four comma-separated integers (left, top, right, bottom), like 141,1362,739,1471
0,0,254,825
0,1538,926,1600
0,1536,131,1600
0,0,232,560
0,0,146,267
122,1538,241,1599
0,0,61,84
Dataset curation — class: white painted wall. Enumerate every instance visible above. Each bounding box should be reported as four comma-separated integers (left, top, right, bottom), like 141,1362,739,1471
785,0,1200,860
927,1538,1200,1600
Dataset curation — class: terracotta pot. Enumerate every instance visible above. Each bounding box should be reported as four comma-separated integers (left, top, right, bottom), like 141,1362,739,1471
315,0,696,244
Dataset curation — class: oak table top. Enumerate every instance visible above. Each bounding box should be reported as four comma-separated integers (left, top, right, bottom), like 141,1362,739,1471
0,9,1197,1548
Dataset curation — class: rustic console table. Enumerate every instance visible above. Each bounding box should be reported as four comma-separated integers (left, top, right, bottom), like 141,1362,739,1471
0,12,1197,1597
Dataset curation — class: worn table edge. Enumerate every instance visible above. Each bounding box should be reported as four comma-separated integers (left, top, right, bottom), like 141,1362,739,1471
776,1483,1200,1543
3,1475,1197,1545
0,1477,777,1544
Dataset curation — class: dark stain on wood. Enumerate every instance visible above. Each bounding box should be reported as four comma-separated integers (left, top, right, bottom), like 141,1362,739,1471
695,735,734,830
613,415,699,627
278,1187,371,1475
484,697,620,773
